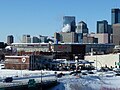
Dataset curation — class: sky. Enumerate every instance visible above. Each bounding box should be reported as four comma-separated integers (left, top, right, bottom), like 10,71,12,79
0,0,120,42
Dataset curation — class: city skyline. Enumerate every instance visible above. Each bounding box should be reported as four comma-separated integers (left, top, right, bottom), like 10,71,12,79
0,0,120,42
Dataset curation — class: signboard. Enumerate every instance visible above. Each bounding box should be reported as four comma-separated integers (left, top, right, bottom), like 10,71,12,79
22,57,26,63
54,44,71,52
115,62,120,66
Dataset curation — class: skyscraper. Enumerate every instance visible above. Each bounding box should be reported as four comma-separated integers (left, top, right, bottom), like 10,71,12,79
59,32,78,43
97,20,108,33
7,35,14,45
76,21,88,34
39,35,47,43
22,35,31,43
76,21,89,43
113,24,120,45
63,16,76,32
32,36,40,43
111,8,120,24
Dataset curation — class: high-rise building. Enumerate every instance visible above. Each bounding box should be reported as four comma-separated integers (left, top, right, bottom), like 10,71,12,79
63,16,76,32
54,32,78,43
97,20,108,33
39,35,47,43
32,36,40,43
111,8,120,24
90,33,109,44
77,33,83,43
7,35,14,45
22,35,31,43
54,32,60,43
75,21,89,43
83,35,98,44
76,21,88,34
113,24,120,45
96,20,113,43
108,25,113,43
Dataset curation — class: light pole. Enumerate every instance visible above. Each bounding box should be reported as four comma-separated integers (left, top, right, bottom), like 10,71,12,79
21,62,22,77
94,59,103,80
94,60,102,70
75,56,78,72
65,59,67,69
96,54,97,70
94,51,97,70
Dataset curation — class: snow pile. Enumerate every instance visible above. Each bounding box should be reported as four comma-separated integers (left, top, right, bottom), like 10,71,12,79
52,75,120,90
1,69,120,90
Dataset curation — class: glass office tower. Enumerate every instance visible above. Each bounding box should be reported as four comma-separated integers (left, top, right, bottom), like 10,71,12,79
63,16,76,32
97,20,108,33
111,8,120,24
76,21,88,34
7,35,14,44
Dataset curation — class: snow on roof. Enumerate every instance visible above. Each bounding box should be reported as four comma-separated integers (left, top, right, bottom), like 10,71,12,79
5,56,29,58
11,43,49,45
60,60,94,64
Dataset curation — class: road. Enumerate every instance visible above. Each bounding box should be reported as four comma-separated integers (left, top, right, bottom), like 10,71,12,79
0,74,57,88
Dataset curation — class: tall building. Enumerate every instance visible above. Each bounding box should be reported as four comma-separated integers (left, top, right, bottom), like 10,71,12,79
22,35,31,43
39,35,47,43
97,20,108,33
32,36,40,43
54,32,78,43
76,21,88,34
108,25,113,34
111,8,120,24
63,16,76,32
113,24,120,45
7,35,14,45
54,32,60,43
108,25,113,43
77,33,83,43
90,33,109,44
83,35,98,44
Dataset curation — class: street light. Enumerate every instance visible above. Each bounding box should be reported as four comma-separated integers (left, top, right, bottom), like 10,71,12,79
94,60,102,70
65,59,67,67
95,54,97,70
94,60,103,80
93,51,98,70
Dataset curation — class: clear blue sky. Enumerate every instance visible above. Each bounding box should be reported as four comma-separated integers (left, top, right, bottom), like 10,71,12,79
0,0,119,42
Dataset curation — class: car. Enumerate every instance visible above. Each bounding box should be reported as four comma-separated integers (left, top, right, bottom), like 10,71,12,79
56,73,65,78
3,77,13,83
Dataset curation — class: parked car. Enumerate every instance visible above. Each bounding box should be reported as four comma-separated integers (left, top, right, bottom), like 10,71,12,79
56,73,65,78
3,77,13,83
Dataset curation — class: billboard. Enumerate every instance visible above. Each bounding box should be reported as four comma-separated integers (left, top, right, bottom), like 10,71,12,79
54,44,71,52
71,44,86,54
53,44,86,54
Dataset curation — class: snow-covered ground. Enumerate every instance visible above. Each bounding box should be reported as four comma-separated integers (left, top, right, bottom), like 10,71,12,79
51,71,120,90
0,69,70,79
0,69,69,88
1,69,120,90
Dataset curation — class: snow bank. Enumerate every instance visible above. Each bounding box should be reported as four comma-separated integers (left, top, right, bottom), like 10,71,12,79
51,75,120,90
1,69,120,90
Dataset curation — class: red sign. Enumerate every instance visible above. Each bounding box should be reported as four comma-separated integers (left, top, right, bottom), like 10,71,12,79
58,46,67,49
